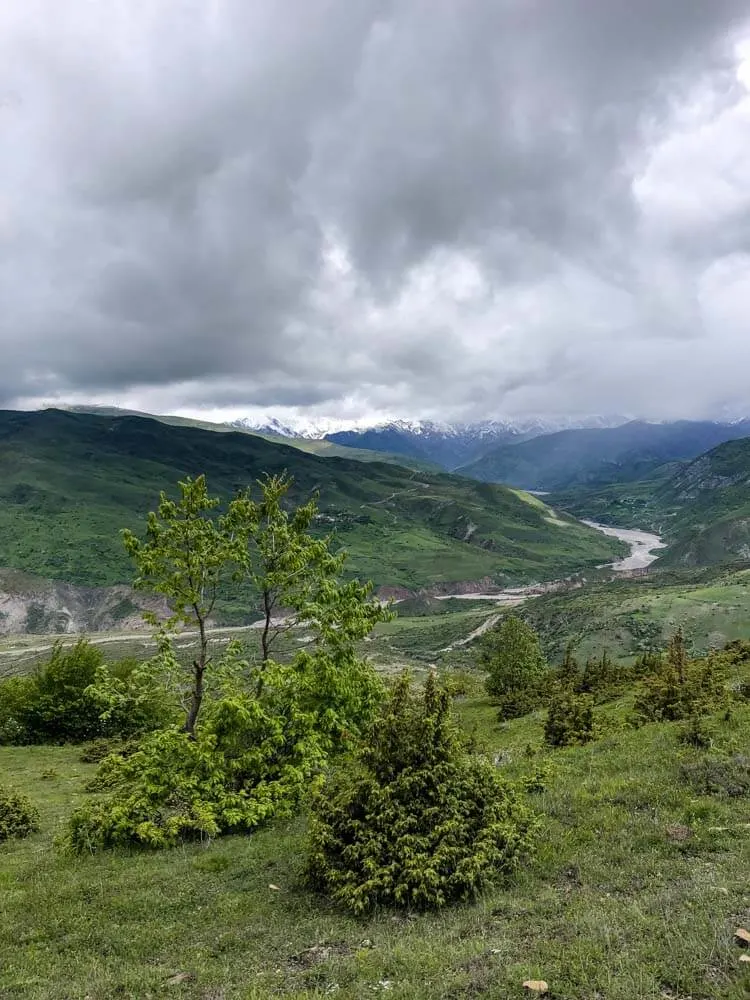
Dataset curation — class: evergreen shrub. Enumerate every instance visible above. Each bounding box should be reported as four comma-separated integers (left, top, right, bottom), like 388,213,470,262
306,672,537,913
0,786,40,841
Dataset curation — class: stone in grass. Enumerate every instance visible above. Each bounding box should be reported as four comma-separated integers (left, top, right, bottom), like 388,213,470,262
165,972,194,986
523,981,549,994
739,955,750,964
735,928,750,947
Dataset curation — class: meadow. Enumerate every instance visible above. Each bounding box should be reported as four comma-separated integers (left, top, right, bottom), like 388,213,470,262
2,668,749,999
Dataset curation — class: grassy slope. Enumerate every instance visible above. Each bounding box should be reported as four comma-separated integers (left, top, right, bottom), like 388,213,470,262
458,420,750,491
2,675,749,999
62,405,441,472
0,409,622,594
552,437,750,570
517,564,750,663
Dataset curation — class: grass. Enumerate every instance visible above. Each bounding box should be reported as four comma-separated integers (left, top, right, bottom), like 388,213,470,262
518,564,750,663
2,671,750,999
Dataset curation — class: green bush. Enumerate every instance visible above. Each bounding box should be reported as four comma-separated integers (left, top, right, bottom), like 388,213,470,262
544,688,595,747
634,632,728,724
579,649,628,700
306,673,537,913
0,785,40,841
481,615,547,721
679,754,750,798
0,642,168,745
79,737,140,764
64,682,325,852
677,714,714,750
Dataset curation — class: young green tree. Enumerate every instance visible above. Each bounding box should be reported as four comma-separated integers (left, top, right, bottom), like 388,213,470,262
68,473,391,851
481,615,547,720
544,688,595,747
122,475,247,736
634,630,728,724
121,473,389,741
229,473,390,741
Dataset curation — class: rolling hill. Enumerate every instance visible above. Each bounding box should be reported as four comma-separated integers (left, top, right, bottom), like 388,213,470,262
551,436,750,570
60,405,440,472
458,419,750,490
0,410,623,605
650,437,750,568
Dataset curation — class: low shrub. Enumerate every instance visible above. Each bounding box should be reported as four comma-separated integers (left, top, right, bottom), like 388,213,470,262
64,684,325,852
79,737,140,765
679,754,750,798
634,632,728,724
306,672,537,913
544,689,595,748
677,715,714,750
0,785,40,841
0,642,168,746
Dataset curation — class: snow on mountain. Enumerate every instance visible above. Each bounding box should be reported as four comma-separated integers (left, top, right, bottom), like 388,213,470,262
228,413,630,469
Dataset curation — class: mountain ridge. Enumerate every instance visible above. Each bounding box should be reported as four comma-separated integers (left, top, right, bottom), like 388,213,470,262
457,419,750,490
0,409,623,618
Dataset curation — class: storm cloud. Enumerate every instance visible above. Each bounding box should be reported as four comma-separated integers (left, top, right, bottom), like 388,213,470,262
2,0,750,423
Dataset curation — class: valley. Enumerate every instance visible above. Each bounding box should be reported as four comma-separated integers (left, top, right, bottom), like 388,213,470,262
2,407,750,1000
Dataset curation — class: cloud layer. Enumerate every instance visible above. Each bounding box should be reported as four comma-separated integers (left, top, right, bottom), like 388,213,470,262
2,0,750,422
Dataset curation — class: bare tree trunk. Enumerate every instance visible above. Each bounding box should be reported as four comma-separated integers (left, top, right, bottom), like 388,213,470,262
184,614,208,737
257,589,273,696
184,661,205,737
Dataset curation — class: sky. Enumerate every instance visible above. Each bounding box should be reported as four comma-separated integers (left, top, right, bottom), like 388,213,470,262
2,1,750,429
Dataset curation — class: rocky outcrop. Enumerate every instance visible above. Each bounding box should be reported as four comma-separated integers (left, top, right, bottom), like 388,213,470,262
0,568,171,635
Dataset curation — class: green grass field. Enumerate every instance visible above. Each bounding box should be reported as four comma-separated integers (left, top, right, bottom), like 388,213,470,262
2,670,750,1000
520,565,750,663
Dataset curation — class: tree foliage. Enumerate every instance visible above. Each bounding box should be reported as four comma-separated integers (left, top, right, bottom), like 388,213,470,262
122,475,245,735
0,641,166,745
66,472,390,850
306,672,537,913
65,677,324,852
544,688,595,748
121,473,389,738
481,615,547,720
634,631,728,724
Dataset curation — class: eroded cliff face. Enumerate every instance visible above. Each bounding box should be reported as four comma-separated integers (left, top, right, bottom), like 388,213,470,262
0,569,170,635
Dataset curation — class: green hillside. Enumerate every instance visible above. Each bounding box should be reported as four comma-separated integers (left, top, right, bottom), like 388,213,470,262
652,437,750,567
552,437,750,569
61,405,440,472
0,409,622,598
458,420,750,490
514,563,750,662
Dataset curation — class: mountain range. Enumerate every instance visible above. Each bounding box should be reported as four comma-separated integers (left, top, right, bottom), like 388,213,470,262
239,415,627,470
549,435,750,571
0,409,624,624
457,419,750,490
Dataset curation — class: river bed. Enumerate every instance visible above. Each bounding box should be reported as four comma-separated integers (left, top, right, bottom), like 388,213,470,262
583,520,666,571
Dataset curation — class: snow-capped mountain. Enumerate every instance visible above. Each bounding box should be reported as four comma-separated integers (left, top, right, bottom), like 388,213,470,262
231,414,629,469
327,416,629,470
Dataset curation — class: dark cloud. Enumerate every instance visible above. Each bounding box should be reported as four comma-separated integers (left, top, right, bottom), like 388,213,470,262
1,0,750,423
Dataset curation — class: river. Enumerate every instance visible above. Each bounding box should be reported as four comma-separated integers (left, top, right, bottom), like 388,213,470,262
583,520,666,571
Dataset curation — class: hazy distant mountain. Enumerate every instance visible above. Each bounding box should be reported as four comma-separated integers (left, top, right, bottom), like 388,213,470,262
323,416,625,470
57,406,440,472
458,420,750,491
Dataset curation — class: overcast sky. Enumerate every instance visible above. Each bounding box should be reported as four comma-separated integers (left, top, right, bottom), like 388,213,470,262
2,1,750,427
